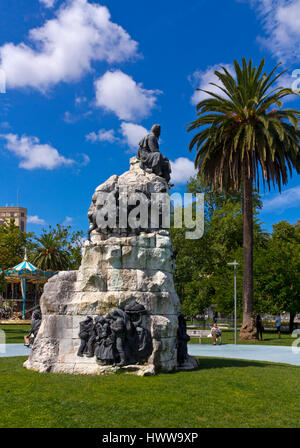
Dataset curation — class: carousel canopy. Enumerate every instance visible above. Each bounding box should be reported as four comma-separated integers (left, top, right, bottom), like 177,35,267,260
12,258,38,272
1,251,57,318
1,252,56,284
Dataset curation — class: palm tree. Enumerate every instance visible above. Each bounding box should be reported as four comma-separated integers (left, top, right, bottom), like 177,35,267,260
32,233,70,271
187,58,300,340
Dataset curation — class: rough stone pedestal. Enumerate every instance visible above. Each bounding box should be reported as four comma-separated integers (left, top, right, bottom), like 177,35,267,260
24,158,198,375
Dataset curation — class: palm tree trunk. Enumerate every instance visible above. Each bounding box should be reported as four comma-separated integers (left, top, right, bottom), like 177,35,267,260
240,165,257,341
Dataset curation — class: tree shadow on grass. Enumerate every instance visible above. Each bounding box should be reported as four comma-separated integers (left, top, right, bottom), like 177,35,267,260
190,357,276,372
163,357,275,376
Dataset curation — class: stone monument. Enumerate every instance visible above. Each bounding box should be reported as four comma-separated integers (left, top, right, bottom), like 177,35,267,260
24,127,198,376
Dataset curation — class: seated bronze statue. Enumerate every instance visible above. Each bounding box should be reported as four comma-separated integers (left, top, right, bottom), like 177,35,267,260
137,124,172,184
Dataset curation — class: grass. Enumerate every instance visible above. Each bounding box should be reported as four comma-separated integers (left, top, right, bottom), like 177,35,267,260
0,325,30,344
189,329,294,346
0,356,300,428
1,325,294,347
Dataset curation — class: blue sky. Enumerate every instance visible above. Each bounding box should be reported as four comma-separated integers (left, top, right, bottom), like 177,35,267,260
0,0,300,236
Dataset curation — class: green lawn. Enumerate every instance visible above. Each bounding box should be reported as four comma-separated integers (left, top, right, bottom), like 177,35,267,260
0,356,300,428
189,329,294,346
0,325,30,344
1,325,294,347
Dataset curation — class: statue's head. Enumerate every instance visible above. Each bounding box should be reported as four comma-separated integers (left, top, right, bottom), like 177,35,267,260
151,124,161,138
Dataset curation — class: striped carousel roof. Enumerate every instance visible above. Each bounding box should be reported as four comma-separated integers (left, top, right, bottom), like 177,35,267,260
2,251,57,283
12,257,38,272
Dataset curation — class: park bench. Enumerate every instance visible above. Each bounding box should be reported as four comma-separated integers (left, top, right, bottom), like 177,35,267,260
219,324,229,329
187,329,222,344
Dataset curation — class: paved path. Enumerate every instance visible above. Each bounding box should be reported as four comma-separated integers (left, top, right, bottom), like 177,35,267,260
0,344,31,358
1,343,300,366
188,343,300,366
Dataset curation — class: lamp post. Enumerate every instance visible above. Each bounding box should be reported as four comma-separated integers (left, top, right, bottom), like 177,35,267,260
227,260,239,345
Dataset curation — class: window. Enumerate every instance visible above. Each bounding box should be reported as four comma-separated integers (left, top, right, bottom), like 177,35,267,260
21,221,25,232
21,213,24,217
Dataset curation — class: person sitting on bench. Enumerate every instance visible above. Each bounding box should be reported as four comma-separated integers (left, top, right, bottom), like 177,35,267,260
211,323,222,345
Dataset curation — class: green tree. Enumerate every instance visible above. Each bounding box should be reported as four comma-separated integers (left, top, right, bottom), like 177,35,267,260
31,224,84,271
0,220,33,270
32,233,69,271
255,221,300,332
171,176,265,318
187,58,300,340
181,279,213,318
0,220,34,295
46,224,84,270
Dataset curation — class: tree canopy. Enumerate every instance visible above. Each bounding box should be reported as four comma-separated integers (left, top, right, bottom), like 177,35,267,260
30,224,84,271
171,176,300,324
187,57,300,339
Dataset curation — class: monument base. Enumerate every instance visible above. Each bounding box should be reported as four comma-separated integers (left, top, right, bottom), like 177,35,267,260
24,158,198,375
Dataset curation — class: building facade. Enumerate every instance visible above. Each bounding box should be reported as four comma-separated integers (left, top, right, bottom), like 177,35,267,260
0,206,27,232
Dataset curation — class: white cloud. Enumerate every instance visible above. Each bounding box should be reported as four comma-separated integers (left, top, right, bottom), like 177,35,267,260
0,0,138,91
248,0,300,63
120,122,148,150
95,70,161,121
86,128,119,143
262,185,300,212
0,133,75,170
64,109,92,124
27,215,46,225
63,111,79,124
79,153,90,166
75,95,88,106
86,122,147,150
39,0,56,8
170,157,197,184
190,63,234,105
63,216,73,225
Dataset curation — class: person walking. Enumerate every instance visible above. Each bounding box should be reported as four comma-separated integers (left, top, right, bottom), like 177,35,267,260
275,315,281,339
